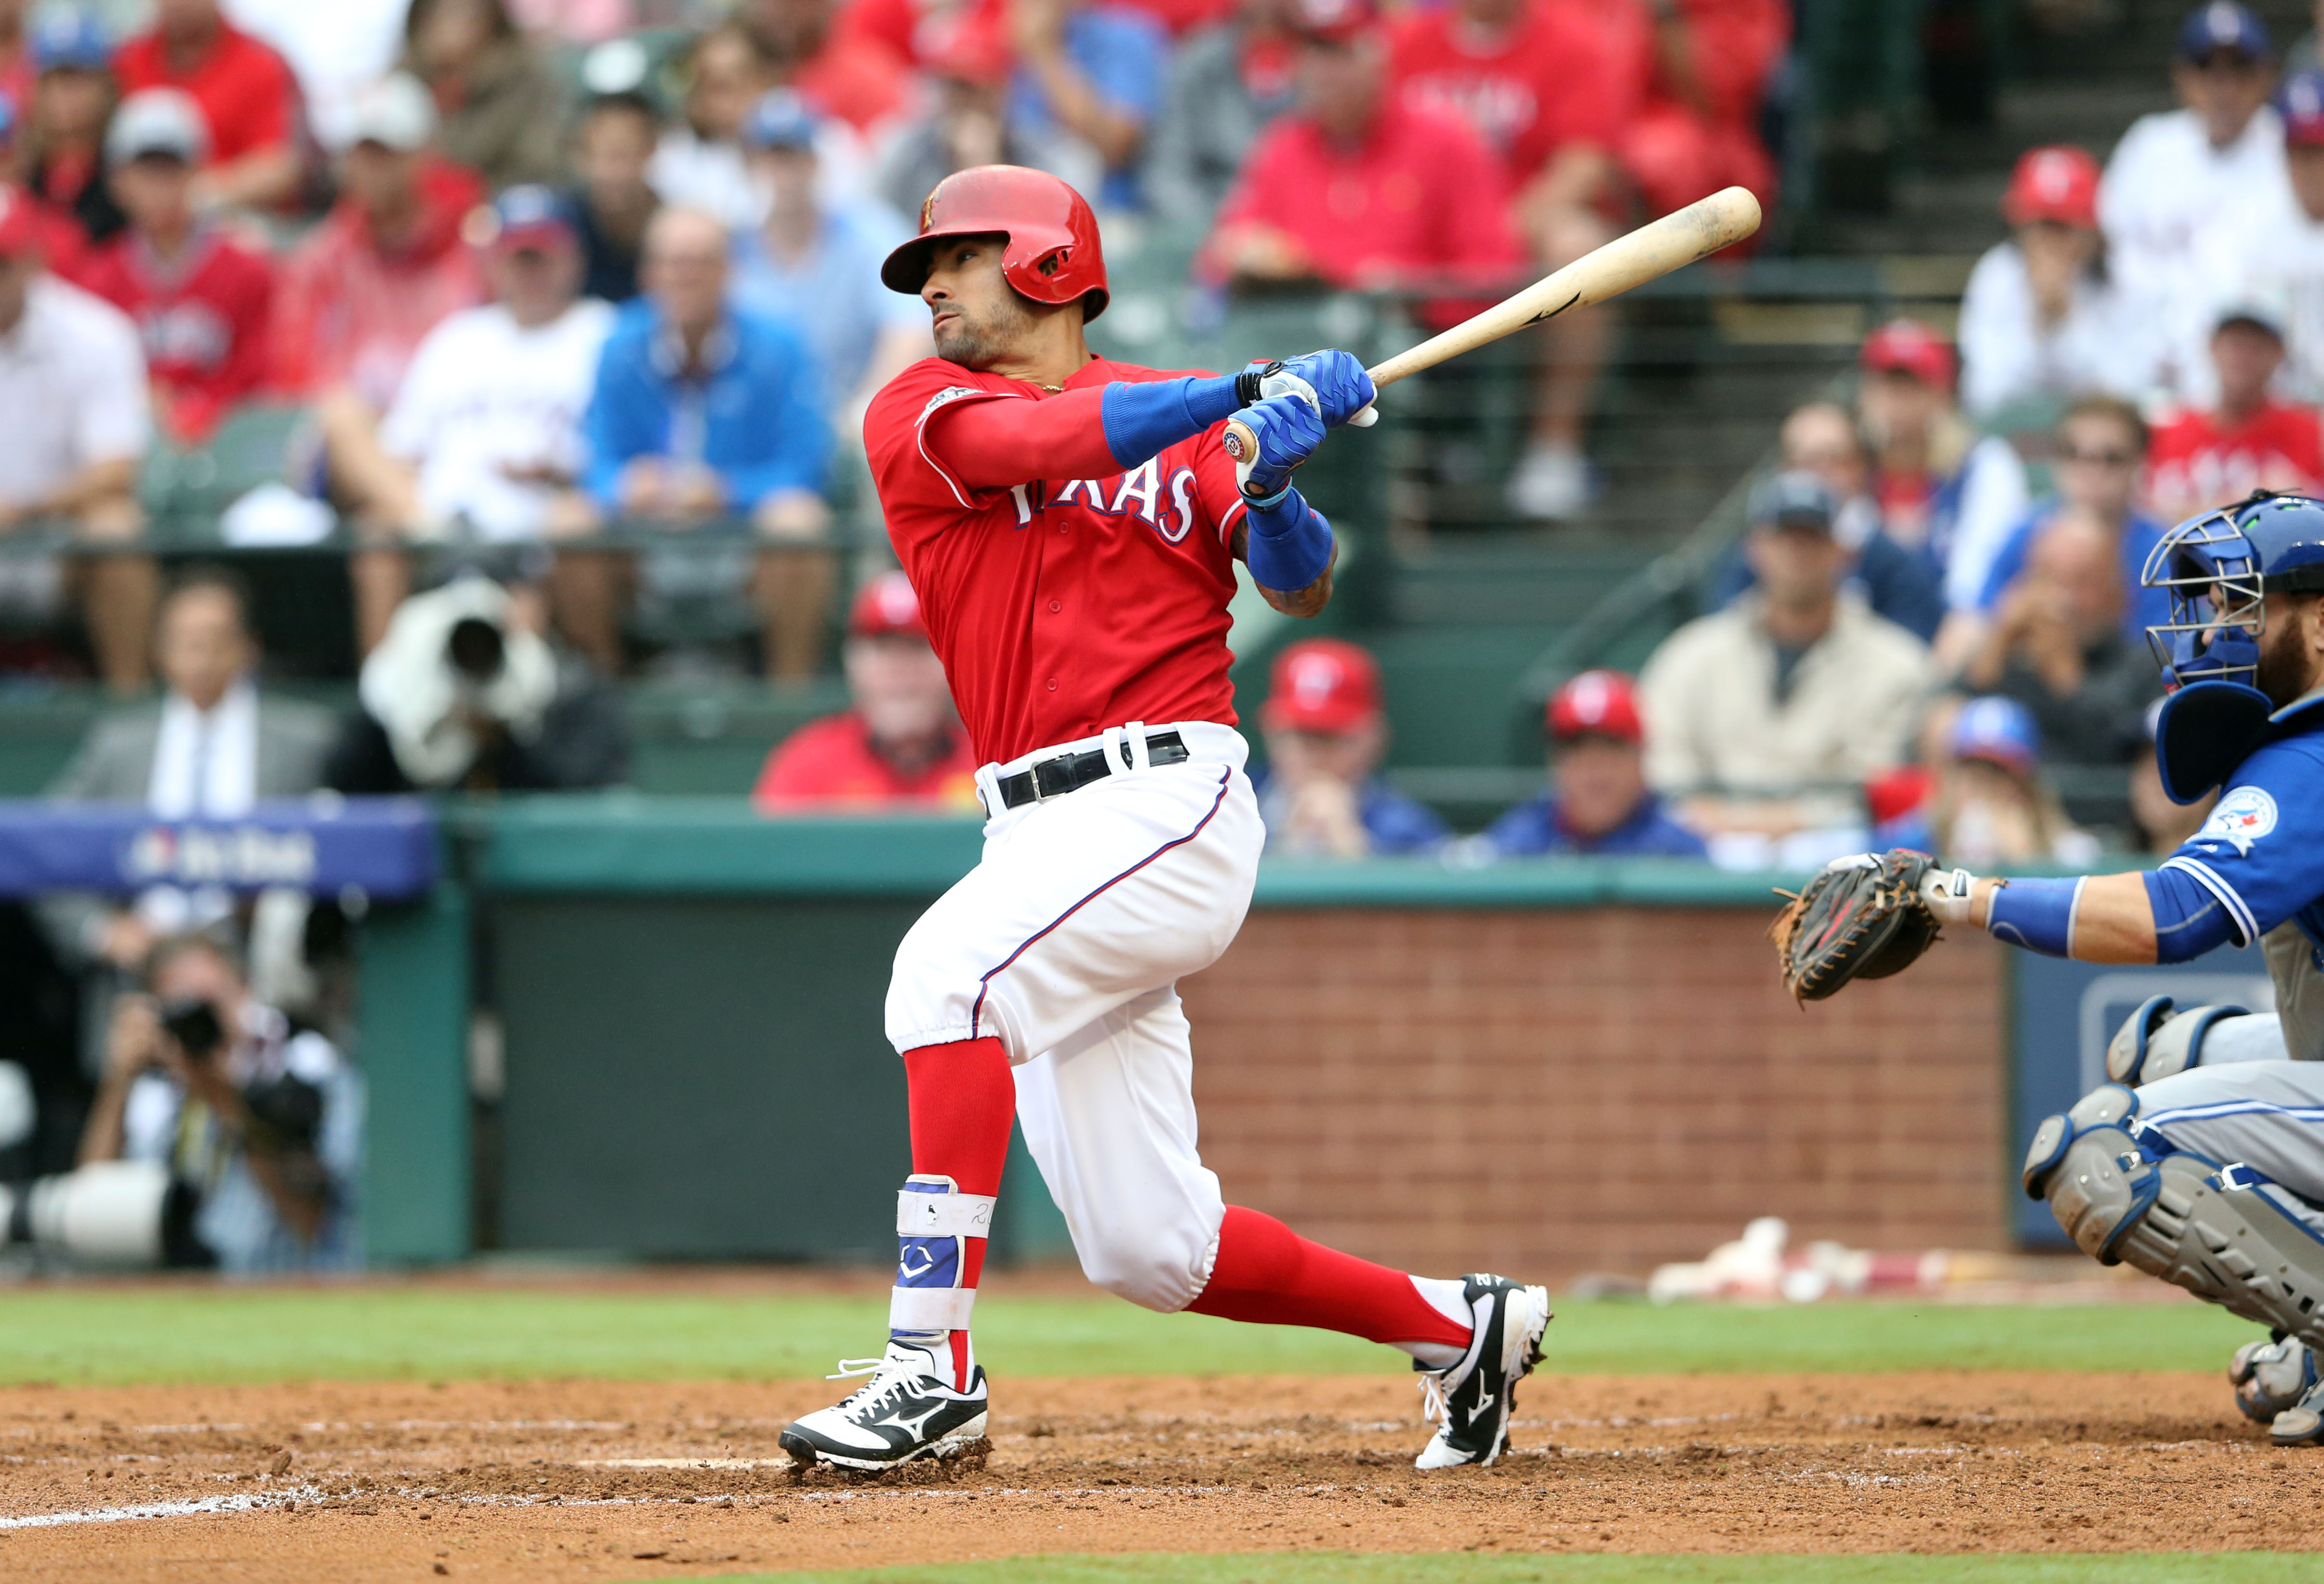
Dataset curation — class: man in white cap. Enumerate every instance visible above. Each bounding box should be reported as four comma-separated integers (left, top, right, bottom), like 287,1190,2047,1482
80,89,274,447
271,72,487,652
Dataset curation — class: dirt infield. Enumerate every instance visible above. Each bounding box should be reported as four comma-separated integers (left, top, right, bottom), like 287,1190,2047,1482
3,1371,2321,1580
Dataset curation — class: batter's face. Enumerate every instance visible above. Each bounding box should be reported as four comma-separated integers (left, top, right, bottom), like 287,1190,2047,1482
922,235,1040,369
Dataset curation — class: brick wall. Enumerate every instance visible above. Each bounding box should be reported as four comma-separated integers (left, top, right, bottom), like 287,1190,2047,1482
1180,906,2009,1280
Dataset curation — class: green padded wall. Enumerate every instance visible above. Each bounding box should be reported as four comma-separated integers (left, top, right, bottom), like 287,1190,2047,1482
492,894,919,1261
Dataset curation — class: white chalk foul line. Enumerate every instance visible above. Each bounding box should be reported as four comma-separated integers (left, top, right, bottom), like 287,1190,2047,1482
0,1486,328,1530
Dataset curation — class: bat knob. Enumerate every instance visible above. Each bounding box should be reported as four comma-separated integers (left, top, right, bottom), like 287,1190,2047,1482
1222,418,1255,461
1346,404,1379,428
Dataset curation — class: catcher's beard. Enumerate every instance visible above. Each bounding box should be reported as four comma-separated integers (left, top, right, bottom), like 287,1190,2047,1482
2256,595,2324,708
935,289,1041,370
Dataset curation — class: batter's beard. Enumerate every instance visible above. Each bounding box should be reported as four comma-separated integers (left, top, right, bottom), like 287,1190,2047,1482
934,295,1037,370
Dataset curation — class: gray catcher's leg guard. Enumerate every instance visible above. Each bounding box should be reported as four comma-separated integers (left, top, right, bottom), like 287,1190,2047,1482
2024,1086,2324,1347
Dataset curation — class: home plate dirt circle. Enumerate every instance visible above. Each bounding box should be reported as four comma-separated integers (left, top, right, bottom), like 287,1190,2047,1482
3,1372,2322,1580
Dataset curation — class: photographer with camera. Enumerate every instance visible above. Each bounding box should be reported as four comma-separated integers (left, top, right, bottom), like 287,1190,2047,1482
324,575,629,794
65,932,359,1273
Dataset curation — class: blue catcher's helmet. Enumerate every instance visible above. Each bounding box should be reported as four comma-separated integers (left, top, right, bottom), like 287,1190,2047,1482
2142,490,2324,689
2142,491,2324,802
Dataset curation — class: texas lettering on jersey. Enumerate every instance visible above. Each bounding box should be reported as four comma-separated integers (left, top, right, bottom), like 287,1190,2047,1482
864,356,1256,767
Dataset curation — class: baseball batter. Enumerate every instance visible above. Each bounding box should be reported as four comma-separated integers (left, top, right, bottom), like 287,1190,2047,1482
1826,491,2324,1445
776,166,1549,1474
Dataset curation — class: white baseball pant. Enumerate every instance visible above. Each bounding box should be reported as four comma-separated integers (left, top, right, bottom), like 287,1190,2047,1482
884,720,1263,1313
2139,1056,2324,1237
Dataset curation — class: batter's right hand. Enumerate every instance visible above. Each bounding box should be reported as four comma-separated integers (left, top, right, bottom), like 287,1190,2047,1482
1274,350,1378,428
1234,391,1327,500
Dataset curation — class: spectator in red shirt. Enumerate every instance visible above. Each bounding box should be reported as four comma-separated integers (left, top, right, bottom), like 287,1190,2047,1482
23,13,123,270
80,91,273,449
1203,0,1525,305
1594,0,1787,222
113,0,302,213
752,571,981,813
2147,294,2324,523
739,0,913,139
272,72,487,652
841,0,1008,74
1391,0,1632,519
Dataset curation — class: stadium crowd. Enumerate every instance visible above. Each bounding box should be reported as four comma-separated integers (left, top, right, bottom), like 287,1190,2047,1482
0,0,1789,706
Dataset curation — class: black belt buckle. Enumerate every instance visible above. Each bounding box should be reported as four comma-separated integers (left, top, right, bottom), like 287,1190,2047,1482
1031,755,1081,802
1001,730,1194,810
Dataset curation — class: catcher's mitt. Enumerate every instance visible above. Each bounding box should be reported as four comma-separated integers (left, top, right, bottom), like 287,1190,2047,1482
1770,850,1941,1003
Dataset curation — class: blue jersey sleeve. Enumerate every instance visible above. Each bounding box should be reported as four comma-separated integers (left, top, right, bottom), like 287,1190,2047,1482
2159,737,2324,946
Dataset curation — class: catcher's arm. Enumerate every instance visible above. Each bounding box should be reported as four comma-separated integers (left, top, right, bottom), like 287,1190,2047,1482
1925,868,2158,964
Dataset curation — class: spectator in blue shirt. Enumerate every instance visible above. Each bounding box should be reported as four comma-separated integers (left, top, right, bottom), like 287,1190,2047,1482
1483,670,1708,859
1951,394,2168,660
1252,637,1447,857
1008,0,1168,210
1711,407,1946,642
730,92,930,428
565,206,834,682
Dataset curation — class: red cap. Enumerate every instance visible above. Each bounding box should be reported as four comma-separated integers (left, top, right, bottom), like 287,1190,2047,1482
1860,318,1956,392
0,185,45,260
1546,669,1643,745
2001,145,2099,228
1288,0,1377,44
926,19,1013,88
848,570,929,639
1262,638,1382,733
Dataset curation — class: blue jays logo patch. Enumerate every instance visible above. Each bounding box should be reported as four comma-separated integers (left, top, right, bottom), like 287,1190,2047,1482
2201,785,2279,856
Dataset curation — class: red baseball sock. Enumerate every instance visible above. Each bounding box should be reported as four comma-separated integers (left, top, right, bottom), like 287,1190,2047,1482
1186,1206,1473,1350
900,1037,1014,1388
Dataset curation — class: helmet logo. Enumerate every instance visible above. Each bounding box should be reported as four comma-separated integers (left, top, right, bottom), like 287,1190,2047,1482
920,194,936,231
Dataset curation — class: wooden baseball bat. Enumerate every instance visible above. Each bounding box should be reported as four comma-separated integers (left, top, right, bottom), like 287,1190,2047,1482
1222,185,1763,467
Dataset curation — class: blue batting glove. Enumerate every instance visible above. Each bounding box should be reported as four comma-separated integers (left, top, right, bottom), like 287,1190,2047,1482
1233,391,1327,500
1275,349,1376,427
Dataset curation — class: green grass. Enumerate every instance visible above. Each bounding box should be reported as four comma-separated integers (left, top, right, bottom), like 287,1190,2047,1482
660,1557,2324,1584
0,1288,2259,1386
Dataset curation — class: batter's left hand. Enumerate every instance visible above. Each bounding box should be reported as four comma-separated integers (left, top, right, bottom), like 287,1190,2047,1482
1273,351,1378,427
1234,392,1327,500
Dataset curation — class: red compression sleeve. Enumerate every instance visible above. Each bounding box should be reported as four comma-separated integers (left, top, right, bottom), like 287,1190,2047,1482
903,1037,1016,1295
1186,1206,1472,1348
925,389,1120,490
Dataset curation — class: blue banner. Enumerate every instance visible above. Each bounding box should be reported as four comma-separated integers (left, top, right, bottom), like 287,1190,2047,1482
0,797,437,900
2011,947,2273,1246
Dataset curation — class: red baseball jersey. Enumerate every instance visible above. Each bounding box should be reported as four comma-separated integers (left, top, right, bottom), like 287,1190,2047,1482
80,230,274,444
114,23,297,170
863,356,1254,766
1389,0,1631,183
2147,401,2324,517
1205,99,1525,297
753,710,983,812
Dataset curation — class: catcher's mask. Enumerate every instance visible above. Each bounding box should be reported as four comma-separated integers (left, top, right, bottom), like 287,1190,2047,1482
2142,490,2324,691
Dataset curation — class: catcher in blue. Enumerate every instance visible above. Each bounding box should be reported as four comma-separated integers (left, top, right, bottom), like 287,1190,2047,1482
1780,490,2324,1445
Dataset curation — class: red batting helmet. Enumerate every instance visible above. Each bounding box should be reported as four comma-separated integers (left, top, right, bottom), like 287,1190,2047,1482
880,165,1109,321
